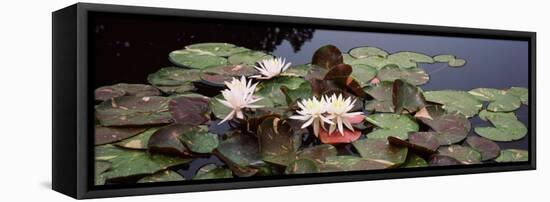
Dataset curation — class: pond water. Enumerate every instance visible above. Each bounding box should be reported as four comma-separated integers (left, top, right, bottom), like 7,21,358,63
91,12,529,180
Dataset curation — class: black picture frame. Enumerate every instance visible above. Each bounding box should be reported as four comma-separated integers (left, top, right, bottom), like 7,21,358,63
52,2,536,199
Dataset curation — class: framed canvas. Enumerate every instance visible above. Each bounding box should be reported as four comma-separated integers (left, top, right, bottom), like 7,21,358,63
52,3,536,199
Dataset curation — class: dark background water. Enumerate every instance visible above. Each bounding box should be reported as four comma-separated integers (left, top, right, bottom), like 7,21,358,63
90,12,530,179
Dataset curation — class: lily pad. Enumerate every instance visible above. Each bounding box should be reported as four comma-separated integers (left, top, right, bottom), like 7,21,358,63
95,144,190,179
95,83,161,101
494,149,528,162
401,154,428,168
95,126,147,145
147,67,202,86
465,136,500,161
95,160,111,185
469,88,521,112
180,126,219,154
351,64,377,87
280,81,312,105
256,76,307,106
169,49,228,69
169,96,210,126
95,96,173,126
367,129,409,140
433,54,466,67
257,117,296,165
295,144,338,166
424,90,483,117
116,127,159,150
311,45,343,69
186,43,249,57
365,113,419,132
283,64,312,77
429,154,463,166
417,105,471,145
364,81,394,112
392,79,426,113
437,145,481,164
200,65,257,87
320,156,392,172
408,132,440,152
377,65,429,85
147,124,190,156
350,57,394,69
352,138,408,166
349,46,389,58
215,134,261,177
387,51,434,68
138,170,184,183
342,53,356,64
319,128,362,144
285,159,320,174
474,110,527,142
193,164,233,180
507,87,528,105
228,50,273,66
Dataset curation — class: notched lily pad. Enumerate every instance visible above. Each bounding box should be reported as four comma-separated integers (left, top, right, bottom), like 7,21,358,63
320,156,392,172
95,83,161,101
433,54,466,67
180,126,219,154
200,65,257,87
193,164,233,180
401,154,428,168
494,149,528,162
352,138,408,166
351,64,377,87
424,90,482,117
392,79,426,113
469,88,521,112
215,134,261,177
228,51,273,66
257,117,297,165
429,154,462,166
319,128,362,144
169,96,210,126
95,126,147,145
437,145,481,164
138,170,185,183
474,110,527,142
466,136,500,161
285,159,320,174
364,81,394,112
365,113,419,134
116,127,159,150
169,49,228,69
147,124,190,156
349,46,389,58
387,51,434,68
507,87,528,105
256,76,306,106
377,65,429,85
186,42,249,57
95,96,173,126
417,105,471,145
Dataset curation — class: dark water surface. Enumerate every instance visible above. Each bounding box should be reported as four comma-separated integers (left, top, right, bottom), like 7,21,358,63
91,13,529,180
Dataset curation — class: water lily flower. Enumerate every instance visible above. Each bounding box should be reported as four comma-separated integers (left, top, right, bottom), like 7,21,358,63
250,57,291,79
217,76,263,124
289,96,334,137
325,94,363,135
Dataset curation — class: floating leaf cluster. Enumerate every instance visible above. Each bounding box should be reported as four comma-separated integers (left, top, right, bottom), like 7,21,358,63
94,42,529,185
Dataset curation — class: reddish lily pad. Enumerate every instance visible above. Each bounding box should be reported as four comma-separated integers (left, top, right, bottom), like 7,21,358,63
408,132,440,152
285,159,320,174
95,96,173,126
465,136,501,161
429,154,463,166
437,145,481,164
95,83,161,101
169,96,210,126
387,134,438,156
199,65,257,87
257,117,297,165
312,45,343,69
393,79,426,113
95,126,147,145
417,105,471,145
352,138,408,166
319,128,361,144
364,81,395,112
147,124,191,157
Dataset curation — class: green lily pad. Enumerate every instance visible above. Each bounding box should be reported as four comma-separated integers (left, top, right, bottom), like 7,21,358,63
466,136,500,161
320,156,392,172
95,126,147,145
342,53,356,64
95,96,173,126
256,76,307,106
429,154,463,166
352,138,408,166
474,110,527,142
95,83,161,101
392,79,426,113
350,57,394,69
283,64,312,77
387,51,434,68
367,129,409,140
349,46,389,58
351,64,377,87
169,96,210,126
95,160,111,185
280,81,312,105
417,105,471,145
193,164,233,180
295,144,338,166
116,127,159,150
186,43,249,57
285,159,320,174
169,49,228,69
147,124,190,156
364,81,394,112
437,145,482,164
448,58,466,67
138,170,185,183
180,126,219,154
507,87,528,105
469,88,521,112
209,94,232,120
401,154,428,168
200,65,257,87
95,144,190,179
156,84,196,95
215,134,261,177
147,67,202,86
377,65,429,85
365,113,419,132
494,149,528,162
433,54,466,67
311,45,343,69
424,90,483,117
228,51,273,66
257,117,296,166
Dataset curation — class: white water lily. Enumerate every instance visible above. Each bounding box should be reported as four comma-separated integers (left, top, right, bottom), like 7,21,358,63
325,94,363,135
289,97,333,137
250,57,291,79
217,76,263,124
